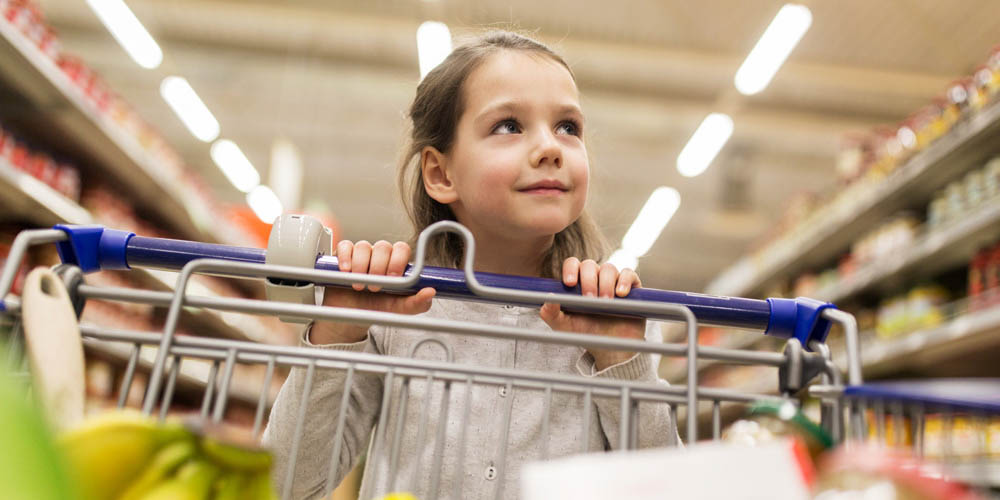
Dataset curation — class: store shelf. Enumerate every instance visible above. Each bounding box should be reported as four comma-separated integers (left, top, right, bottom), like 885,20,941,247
838,306,1000,378
0,157,92,224
83,336,270,410
128,269,272,344
707,101,1000,298
813,195,1000,304
0,18,216,243
0,156,271,342
659,332,780,384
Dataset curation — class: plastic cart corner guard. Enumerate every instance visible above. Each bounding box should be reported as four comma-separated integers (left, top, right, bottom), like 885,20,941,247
764,297,836,348
53,224,134,273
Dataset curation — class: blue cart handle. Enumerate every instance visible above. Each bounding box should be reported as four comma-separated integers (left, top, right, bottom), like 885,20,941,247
52,224,835,347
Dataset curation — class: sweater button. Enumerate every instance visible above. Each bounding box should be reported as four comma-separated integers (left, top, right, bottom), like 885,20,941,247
498,385,508,397
484,464,497,480
503,304,516,311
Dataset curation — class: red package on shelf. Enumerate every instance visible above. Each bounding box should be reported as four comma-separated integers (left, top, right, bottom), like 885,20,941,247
987,243,1000,306
968,248,988,311
9,140,29,171
53,162,81,201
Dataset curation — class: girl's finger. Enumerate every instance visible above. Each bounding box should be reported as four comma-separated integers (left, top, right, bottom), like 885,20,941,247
350,240,372,291
598,262,618,298
562,257,581,287
387,242,411,278
616,268,641,297
579,259,599,297
400,287,436,314
336,240,354,272
539,302,566,326
366,240,393,292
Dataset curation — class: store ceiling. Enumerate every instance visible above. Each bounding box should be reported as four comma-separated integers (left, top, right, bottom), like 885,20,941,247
35,0,1000,292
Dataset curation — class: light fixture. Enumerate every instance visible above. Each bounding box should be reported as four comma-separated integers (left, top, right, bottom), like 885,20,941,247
417,21,452,79
620,187,681,258
607,249,639,272
160,76,220,142
676,113,734,178
246,185,283,224
85,0,163,69
269,138,303,209
210,139,260,193
733,3,812,95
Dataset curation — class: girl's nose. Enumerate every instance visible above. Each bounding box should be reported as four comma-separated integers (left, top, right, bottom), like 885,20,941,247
530,130,562,168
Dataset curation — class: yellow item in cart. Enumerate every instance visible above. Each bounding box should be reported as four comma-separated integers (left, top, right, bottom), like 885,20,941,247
241,470,279,500
378,493,419,500
118,440,198,500
211,471,248,500
134,458,219,500
59,410,193,500
200,435,272,472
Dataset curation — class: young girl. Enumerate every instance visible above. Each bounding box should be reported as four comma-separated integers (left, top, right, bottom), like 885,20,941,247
263,31,676,499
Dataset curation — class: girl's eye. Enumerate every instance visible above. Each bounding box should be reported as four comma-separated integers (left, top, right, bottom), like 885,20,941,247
556,120,581,136
492,119,521,135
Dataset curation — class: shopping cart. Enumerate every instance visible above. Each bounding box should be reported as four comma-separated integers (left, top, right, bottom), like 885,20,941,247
0,218,992,498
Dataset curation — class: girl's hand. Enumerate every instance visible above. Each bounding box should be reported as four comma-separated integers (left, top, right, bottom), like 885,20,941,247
310,240,436,345
539,258,646,371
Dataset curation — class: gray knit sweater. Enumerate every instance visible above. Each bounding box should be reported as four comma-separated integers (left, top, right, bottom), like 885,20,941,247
262,298,677,499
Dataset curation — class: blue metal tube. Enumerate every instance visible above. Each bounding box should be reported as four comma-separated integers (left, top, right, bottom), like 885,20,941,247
124,235,771,330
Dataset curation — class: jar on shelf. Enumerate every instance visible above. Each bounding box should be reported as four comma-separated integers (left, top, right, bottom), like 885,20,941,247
963,169,985,211
983,157,1000,200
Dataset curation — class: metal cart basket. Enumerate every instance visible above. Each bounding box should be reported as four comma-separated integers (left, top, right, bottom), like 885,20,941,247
3,219,991,498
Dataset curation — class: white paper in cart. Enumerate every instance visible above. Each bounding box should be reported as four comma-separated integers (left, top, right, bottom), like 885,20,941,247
521,439,812,500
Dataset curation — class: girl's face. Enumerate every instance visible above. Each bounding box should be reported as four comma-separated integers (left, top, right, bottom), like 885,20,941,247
439,50,589,242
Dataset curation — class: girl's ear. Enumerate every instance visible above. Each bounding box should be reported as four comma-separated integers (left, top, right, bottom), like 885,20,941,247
421,146,459,204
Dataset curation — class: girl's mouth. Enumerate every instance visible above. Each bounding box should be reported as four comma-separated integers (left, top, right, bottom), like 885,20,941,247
519,188,566,196
518,180,569,195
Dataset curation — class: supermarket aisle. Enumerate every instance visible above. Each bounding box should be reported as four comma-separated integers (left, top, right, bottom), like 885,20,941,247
1,1,999,498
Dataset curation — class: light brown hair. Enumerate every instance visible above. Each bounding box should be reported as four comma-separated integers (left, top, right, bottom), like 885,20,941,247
397,30,608,278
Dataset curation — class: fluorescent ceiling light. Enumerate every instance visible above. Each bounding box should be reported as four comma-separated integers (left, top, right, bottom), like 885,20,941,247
246,185,283,224
607,249,639,272
210,139,260,193
676,113,733,178
417,21,452,79
269,138,303,209
85,0,163,69
620,187,681,257
160,76,220,142
733,4,812,95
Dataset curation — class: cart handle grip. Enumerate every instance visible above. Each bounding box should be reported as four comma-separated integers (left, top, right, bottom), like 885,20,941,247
51,224,834,346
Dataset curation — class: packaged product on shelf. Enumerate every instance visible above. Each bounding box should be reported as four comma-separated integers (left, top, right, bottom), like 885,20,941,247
876,295,908,339
927,190,948,229
945,180,966,218
922,415,992,461
0,239,29,296
968,66,994,111
988,243,1000,300
969,241,1000,311
969,248,989,310
906,284,949,331
864,409,912,447
945,79,972,121
988,46,1000,96
963,169,986,211
984,157,1000,199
